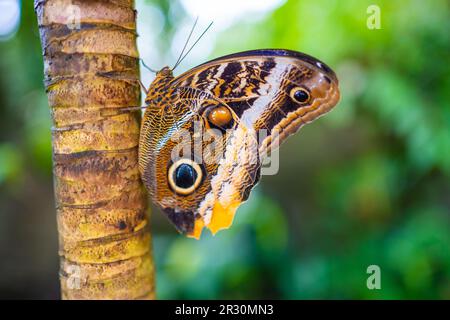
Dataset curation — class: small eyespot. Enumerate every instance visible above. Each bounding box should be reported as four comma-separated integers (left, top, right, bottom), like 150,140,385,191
290,87,310,104
205,105,234,130
168,159,203,195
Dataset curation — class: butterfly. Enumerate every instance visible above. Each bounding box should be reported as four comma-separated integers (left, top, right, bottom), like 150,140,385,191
138,49,340,239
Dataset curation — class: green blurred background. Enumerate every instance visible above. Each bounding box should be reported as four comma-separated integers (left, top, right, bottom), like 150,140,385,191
0,0,449,299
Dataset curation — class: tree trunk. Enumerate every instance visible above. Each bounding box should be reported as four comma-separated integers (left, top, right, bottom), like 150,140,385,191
34,0,155,299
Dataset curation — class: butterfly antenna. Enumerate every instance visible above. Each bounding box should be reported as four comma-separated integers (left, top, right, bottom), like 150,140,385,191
140,58,158,74
173,21,214,71
138,79,149,94
173,17,199,70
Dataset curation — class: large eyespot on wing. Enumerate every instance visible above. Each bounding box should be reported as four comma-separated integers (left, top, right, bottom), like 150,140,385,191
140,95,243,238
167,159,203,196
148,96,261,240
138,98,209,234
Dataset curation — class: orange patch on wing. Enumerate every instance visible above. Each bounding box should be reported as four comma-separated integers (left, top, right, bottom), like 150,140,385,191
186,200,242,239
188,219,205,240
207,200,241,235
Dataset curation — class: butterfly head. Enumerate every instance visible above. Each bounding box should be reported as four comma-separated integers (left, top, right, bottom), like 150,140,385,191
144,66,174,104
157,66,173,77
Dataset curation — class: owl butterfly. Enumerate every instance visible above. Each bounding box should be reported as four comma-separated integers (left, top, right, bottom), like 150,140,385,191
138,49,340,239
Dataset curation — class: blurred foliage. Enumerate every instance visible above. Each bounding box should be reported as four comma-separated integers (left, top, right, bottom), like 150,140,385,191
0,0,449,299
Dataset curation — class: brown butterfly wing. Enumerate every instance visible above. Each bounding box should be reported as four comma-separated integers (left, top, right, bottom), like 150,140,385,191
140,49,340,238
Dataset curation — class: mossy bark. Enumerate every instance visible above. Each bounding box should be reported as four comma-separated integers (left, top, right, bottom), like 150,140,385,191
35,0,155,299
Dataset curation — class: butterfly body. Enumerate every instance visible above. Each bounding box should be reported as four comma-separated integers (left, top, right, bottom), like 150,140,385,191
138,49,340,239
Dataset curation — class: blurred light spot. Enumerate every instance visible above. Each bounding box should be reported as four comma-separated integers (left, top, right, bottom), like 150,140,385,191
170,0,285,73
180,0,285,30
0,0,20,41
